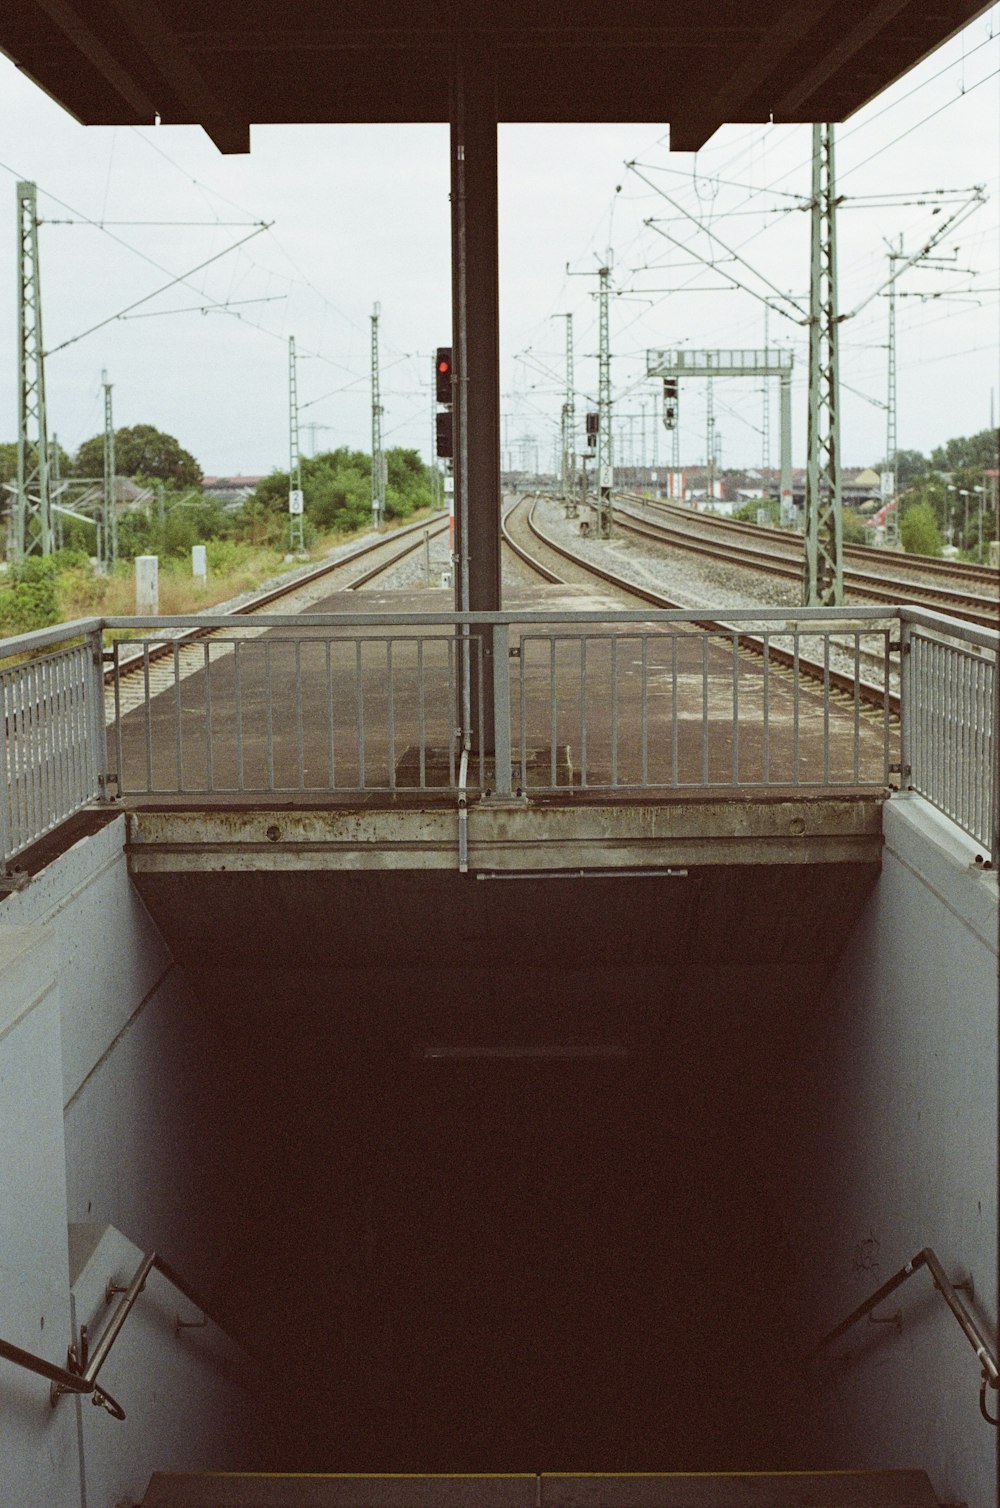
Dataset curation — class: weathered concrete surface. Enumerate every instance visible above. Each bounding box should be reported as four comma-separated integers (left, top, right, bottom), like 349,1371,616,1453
784,793,998,1508
125,791,883,874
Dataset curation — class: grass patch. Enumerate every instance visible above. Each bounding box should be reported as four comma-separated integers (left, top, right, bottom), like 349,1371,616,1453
1,510,439,640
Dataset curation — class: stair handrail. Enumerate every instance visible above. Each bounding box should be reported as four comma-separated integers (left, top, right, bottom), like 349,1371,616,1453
808,1245,999,1425
0,1247,231,1422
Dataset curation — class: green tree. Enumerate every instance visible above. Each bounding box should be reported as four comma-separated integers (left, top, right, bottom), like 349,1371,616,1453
0,437,73,488
930,428,1000,473
240,446,434,540
72,425,201,485
899,500,943,557
875,448,928,488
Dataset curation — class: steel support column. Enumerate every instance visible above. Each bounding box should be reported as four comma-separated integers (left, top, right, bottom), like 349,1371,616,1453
780,371,793,525
451,40,501,755
15,181,52,559
288,336,305,553
804,122,844,606
370,302,385,528
102,370,118,565
596,266,613,538
884,236,902,546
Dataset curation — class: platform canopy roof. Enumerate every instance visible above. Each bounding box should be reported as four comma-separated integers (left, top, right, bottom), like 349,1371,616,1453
1,0,990,155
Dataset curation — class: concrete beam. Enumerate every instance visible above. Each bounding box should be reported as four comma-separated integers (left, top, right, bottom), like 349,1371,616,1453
125,793,884,874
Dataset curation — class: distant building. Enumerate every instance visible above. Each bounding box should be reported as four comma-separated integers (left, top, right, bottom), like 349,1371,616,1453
201,476,266,507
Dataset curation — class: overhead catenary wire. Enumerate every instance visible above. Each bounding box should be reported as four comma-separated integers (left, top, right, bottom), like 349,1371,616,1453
44,222,273,355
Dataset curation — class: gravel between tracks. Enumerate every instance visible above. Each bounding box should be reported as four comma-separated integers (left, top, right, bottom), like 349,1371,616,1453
531,495,805,619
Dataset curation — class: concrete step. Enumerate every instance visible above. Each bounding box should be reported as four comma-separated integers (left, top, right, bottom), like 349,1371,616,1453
141,1471,941,1508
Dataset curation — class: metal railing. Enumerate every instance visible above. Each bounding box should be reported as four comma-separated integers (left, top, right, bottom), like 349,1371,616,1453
1,621,107,871
0,1248,223,1422
1,604,996,871
900,607,998,862
99,606,898,806
808,1245,999,1426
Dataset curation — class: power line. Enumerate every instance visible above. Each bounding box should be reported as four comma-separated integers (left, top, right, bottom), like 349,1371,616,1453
45,222,272,355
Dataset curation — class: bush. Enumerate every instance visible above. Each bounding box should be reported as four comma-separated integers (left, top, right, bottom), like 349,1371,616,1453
841,508,868,546
241,446,435,539
899,501,943,557
0,555,61,635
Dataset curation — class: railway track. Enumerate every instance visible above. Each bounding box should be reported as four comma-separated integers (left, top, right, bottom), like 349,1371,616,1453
611,493,998,629
628,490,999,587
106,512,449,718
502,493,899,720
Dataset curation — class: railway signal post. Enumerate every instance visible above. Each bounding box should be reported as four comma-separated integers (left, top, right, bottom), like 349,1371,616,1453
647,349,794,520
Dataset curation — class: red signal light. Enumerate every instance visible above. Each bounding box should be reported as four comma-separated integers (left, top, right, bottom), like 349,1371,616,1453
435,346,453,403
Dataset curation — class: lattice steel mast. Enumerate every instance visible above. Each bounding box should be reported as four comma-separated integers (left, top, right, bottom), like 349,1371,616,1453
762,307,771,494
288,336,305,553
371,303,385,528
804,123,844,606
101,369,118,565
597,265,613,538
884,235,902,547
560,313,577,517
14,181,53,558
706,378,715,503
670,399,680,494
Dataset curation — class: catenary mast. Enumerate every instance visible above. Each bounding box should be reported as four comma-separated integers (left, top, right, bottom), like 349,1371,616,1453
371,303,385,528
14,181,53,559
804,122,844,606
288,336,305,553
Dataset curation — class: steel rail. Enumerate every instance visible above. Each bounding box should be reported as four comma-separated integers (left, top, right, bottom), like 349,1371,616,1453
611,499,998,629
110,511,450,685
629,491,1000,589
0,520,451,772
808,1246,999,1427
506,494,899,718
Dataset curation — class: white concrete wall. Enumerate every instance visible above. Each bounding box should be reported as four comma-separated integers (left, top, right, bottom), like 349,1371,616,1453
0,819,261,1505
0,925,79,1508
2,817,231,1292
796,793,998,1506
70,1224,257,1508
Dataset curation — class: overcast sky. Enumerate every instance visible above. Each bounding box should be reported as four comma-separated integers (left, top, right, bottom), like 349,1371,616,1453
1,10,997,479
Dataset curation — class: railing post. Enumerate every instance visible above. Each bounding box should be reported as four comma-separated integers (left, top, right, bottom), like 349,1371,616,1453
86,625,111,804
991,636,999,870
0,669,11,875
898,610,912,792
491,620,512,797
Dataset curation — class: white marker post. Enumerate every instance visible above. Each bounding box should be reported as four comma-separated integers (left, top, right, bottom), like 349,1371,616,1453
135,555,159,615
191,544,207,580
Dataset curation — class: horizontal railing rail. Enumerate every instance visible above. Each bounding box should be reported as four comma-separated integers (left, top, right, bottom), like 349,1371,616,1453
808,1245,999,1426
2,604,996,867
0,1248,233,1423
